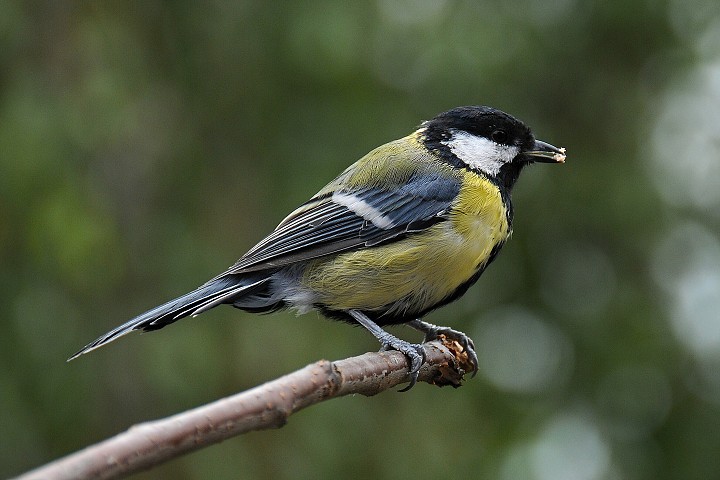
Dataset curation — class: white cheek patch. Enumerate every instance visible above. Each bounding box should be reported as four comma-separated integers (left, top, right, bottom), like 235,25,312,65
441,130,520,176
332,191,396,229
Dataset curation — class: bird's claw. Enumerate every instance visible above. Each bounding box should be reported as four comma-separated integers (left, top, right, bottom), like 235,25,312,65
347,310,427,391
412,321,479,378
377,335,426,392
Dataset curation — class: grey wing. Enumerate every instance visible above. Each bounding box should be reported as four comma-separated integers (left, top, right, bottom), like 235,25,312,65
224,173,461,274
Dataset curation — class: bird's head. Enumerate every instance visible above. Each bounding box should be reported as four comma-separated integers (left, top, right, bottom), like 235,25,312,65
421,106,565,189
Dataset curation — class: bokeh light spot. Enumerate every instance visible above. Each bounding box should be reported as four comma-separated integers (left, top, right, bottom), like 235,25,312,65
648,61,720,210
652,222,720,357
474,307,573,394
530,413,611,480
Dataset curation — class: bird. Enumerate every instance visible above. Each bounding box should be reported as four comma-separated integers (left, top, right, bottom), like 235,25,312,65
69,105,565,390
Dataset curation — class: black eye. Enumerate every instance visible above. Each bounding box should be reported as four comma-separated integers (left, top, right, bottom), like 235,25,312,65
491,129,508,144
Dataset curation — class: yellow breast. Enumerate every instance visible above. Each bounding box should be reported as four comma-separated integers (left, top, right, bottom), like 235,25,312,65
302,171,510,316
451,171,511,269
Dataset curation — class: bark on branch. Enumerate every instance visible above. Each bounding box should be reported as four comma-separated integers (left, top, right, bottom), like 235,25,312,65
16,338,475,480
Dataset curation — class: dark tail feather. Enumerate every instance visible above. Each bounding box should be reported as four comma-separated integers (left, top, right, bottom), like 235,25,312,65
68,276,269,361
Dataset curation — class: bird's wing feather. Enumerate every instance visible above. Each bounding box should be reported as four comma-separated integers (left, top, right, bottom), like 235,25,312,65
225,157,462,274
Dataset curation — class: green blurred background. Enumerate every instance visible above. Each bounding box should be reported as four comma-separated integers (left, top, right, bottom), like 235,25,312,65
2,1,720,479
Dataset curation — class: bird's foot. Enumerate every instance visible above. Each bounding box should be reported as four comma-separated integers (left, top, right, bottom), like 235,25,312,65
348,310,426,391
376,332,426,392
408,319,478,377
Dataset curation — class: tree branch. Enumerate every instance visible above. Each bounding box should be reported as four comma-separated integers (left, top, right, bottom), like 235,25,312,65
16,338,475,480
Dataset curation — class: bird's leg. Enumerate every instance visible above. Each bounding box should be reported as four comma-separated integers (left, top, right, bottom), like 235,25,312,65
348,310,425,392
408,319,478,377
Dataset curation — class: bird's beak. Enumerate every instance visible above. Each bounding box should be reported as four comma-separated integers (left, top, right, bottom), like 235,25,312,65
525,140,566,163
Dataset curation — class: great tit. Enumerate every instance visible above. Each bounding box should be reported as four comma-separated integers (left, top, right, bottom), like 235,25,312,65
70,105,565,390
